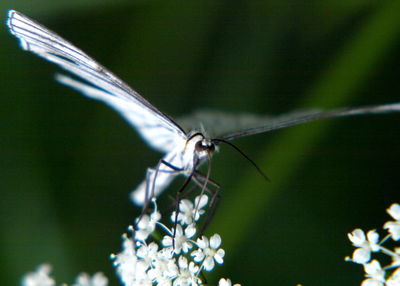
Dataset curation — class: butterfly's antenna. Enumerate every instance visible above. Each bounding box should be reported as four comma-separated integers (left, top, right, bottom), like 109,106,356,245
212,138,271,182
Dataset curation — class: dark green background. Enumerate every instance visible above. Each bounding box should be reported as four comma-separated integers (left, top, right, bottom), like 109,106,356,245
1,1,399,285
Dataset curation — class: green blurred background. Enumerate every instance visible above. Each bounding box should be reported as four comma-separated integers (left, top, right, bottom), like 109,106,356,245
1,1,400,285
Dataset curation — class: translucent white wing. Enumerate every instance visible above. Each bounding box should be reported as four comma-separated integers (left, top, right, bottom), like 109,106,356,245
220,103,400,141
7,10,187,153
177,109,320,138
57,75,187,152
178,104,400,141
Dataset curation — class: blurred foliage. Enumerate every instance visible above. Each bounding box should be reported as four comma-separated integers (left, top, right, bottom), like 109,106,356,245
1,1,400,285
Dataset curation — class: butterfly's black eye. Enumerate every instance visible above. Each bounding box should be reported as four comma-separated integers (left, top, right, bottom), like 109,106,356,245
195,140,215,153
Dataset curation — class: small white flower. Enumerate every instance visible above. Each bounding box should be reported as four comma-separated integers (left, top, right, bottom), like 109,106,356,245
22,264,55,286
172,195,209,225
21,193,236,286
112,235,150,284
162,224,196,254
147,251,178,282
361,260,385,286
136,242,159,267
387,267,400,286
135,210,161,241
218,278,241,286
387,203,400,220
73,272,108,286
192,234,225,271
384,203,400,241
348,229,380,264
389,247,400,267
158,247,175,260
173,256,201,286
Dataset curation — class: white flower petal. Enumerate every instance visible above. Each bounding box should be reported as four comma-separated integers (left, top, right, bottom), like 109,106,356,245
387,203,400,221
361,278,384,286
197,236,208,249
175,225,183,236
182,240,193,253
191,250,205,262
353,248,371,264
162,236,174,248
218,278,232,286
136,215,150,229
363,260,385,279
387,267,400,286
22,265,55,286
195,195,209,209
185,224,196,238
366,230,379,245
384,221,400,241
180,199,193,213
210,234,222,249
203,256,215,271
215,249,225,264
348,229,366,246
178,256,189,269
73,273,108,286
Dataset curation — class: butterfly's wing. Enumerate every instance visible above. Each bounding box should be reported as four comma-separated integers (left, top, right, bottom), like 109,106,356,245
220,103,400,141
56,75,187,153
177,109,321,138
7,10,187,153
178,103,400,141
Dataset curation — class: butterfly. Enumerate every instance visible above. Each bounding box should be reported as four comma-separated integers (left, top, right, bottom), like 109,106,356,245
7,10,400,207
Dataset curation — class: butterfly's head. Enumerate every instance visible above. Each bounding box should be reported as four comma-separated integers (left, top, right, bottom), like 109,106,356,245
186,132,217,160
195,138,215,154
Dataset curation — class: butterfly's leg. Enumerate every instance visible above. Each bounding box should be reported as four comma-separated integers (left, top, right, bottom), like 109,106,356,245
154,160,196,248
191,171,220,193
139,167,156,218
201,187,221,235
192,171,220,221
192,171,221,235
171,174,194,244
140,159,183,215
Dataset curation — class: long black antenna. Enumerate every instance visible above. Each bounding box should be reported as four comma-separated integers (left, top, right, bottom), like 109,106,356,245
212,138,270,182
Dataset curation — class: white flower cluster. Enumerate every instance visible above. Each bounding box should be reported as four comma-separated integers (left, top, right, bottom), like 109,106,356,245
21,195,240,286
346,203,400,286
21,264,108,286
111,195,240,286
